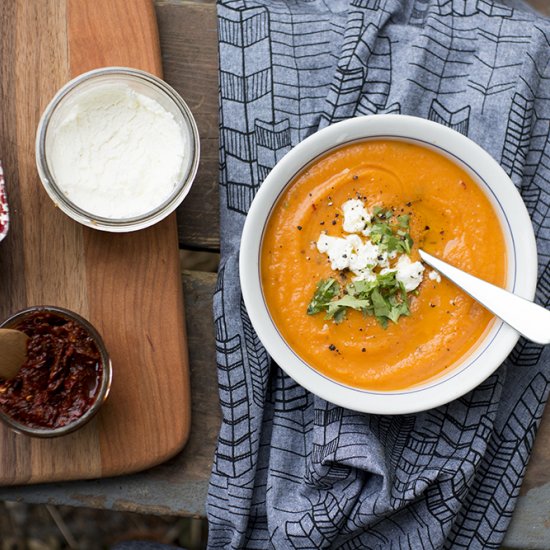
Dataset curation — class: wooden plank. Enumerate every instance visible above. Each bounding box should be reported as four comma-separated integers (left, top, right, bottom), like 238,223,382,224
525,0,550,16
156,1,220,252
0,270,220,515
0,0,190,485
3,1,550,548
68,0,162,74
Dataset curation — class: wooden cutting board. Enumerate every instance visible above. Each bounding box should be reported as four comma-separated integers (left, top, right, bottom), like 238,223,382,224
0,0,191,484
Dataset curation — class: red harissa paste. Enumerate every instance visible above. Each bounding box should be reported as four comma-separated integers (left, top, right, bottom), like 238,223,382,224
0,311,102,429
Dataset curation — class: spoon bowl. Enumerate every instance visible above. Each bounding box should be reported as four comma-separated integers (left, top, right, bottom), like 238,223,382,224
0,329,28,379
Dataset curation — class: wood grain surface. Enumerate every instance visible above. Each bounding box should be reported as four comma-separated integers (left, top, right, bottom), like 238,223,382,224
1,0,550,547
0,0,190,484
159,0,220,252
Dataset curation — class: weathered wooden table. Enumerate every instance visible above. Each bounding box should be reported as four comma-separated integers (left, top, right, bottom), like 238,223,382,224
1,1,550,547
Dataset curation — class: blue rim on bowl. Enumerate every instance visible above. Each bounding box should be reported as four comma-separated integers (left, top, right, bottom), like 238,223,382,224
240,114,537,415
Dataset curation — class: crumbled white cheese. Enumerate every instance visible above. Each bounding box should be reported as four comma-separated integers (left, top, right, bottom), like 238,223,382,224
317,233,354,270
348,240,379,272
395,255,425,292
317,232,389,281
428,270,441,283
350,241,388,280
342,199,371,233
49,83,185,219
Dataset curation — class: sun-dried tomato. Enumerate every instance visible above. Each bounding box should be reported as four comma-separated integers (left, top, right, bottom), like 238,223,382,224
0,311,102,429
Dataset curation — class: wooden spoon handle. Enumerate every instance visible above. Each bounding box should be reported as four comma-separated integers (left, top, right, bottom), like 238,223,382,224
0,328,28,379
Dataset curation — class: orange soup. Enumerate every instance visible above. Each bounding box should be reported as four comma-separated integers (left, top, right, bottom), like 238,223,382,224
260,140,507,391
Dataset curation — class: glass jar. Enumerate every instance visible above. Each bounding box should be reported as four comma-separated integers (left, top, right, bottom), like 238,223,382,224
0,306,112,438
35,67,200,232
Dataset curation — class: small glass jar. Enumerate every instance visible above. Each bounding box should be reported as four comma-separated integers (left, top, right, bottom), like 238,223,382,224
0,306,112,438
36,67,200,232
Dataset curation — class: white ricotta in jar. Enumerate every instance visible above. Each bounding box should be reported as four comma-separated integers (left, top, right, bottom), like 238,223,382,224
48,83,185,219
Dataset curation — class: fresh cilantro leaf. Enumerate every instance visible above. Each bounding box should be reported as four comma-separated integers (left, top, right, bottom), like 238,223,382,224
327,295,370,317
307,278,340,315
332,308,347,324
368,277,411,327
403,234,413,254
383,235,401,253
397,214,410,228
370,232,382,245
347,279,378,296
373,222,392,236
376,271,397,288
371,288,389,317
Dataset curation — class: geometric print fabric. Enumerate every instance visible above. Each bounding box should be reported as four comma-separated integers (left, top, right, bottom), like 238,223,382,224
209,1,550,547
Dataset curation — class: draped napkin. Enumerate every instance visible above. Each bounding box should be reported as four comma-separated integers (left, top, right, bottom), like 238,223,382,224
208,1,550,547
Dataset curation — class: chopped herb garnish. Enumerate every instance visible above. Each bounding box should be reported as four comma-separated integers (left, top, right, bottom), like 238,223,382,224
307,271,411,328
326,295,370,321
307,278,340,315
366,209,414,255
307,201,425,329
397,214,410,228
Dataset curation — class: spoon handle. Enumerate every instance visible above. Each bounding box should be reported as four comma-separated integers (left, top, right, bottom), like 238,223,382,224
419,249,550,345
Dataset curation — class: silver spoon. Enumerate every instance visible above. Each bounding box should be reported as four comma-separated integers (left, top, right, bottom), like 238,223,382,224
419,249,550,345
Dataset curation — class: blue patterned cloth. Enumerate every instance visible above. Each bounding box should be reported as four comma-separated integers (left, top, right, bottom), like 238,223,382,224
208,1,550,548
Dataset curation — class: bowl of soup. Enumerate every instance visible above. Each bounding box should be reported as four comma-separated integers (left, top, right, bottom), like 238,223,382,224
240,115,538,414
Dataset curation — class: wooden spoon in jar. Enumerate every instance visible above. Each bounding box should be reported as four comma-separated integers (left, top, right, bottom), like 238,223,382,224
0,329,28,379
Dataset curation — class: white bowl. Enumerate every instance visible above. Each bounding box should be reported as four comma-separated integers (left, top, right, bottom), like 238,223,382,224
240,115,538,415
